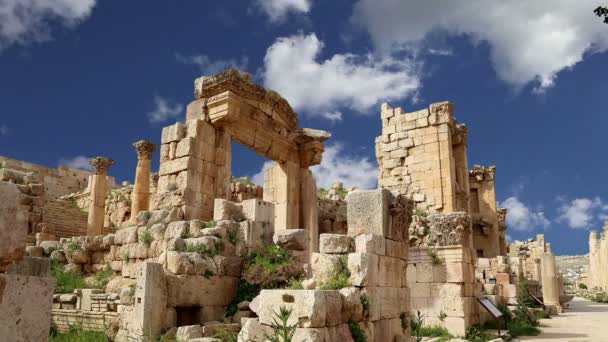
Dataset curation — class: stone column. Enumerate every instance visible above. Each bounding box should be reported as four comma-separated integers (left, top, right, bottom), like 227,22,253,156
541,251,561,313
87,157,114,236
131,140,157,221
534,258,542,283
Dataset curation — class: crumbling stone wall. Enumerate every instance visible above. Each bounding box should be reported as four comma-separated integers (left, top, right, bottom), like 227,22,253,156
469,165,501,258
153,70,327,260
230,177,263,202
407,212,479,335
589,227,608,291
0,181,54,342
239,189,412,342
375,102,469,213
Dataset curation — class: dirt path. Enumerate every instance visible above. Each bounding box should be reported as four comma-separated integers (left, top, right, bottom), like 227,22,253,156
517,297,608,341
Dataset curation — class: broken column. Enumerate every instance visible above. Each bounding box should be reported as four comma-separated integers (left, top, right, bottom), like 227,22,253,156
87,157,114,236
131,140,156,221
541,251,561,313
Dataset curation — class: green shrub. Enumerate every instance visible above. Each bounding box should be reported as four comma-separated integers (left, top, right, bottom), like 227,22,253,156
249,244,292,274
348,320,367,342
140,229,153,247
204,219,217,228
319,256,351,290
243,244,301,288
400,312,408,333
226,280,260,317
50,261,89,293
93,267,114,288
360,295,370,314
66,241,81,252
578,283,588,290
465,325,496,342
426,248,444,265
534,310,551,319
411,310,424,342
264,306,298,342
287,278,304,289
415,208,428,217
212,328,238,342
508,320,541,337
49,325,108,342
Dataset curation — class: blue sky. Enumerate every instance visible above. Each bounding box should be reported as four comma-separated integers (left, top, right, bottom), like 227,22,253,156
1,0,607,255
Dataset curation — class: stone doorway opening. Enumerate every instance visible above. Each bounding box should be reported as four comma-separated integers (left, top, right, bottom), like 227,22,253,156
175,306,202,326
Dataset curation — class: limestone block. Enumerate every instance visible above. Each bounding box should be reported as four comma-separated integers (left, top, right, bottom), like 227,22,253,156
415,262,433,283
364,287,410,321
339,287,363,322
176,325,202,340
50,250,66,263
213,199,242,221
311,253,342,286
257,290,330,328
445,262,465,283
237,318,272,342
433,264,447,282
39,240,59,255
202,226,227,239
166,275,238,307
346,190,390,238
406,264,416,284
502,284,517,298
161,122,186,144
430,283,464,298
348,253,379,287
25,246,43,257
149,223,167,240
410,282,431,298
274,229,309,251
67,249,89,264
165,221,189,239
201,306,226,322
355,234,385,255
385,239,407,259
495,272,510,285
0,274,54,342
167,251,193,275
240,198,275,223
115,226,138,245
319,234,353,254
377,256,406,287
373,318,404,342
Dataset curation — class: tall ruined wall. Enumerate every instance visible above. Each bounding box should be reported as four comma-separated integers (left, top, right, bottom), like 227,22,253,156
0,155,116,199
468,165,500,258
589,228,608,291
508,234,548,283
375,102,469,214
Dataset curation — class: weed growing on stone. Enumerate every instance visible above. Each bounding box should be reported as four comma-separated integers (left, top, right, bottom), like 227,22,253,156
226,280,261,317
264,306,298,342
426,248,444,265
286,278,304,289
348,320,367,342
49,325,108,342
93,267,114,288
319,255,351,290
140,229,153,247
50,260,89,293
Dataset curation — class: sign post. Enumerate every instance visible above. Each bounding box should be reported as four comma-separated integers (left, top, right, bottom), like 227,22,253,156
477,297,505,336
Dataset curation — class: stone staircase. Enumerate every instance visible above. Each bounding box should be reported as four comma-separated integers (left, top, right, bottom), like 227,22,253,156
46,199,88,238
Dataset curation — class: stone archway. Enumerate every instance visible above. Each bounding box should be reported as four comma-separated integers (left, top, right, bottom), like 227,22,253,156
152,69,329,251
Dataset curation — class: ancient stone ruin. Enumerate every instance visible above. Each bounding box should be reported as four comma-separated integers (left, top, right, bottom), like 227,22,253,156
0,69,565,341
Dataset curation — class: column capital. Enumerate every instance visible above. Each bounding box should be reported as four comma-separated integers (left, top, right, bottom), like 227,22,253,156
133,140,157,160
89,157,114,174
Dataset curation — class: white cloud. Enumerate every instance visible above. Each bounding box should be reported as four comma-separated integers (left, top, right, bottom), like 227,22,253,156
175,53,248,75
250,160,276,186
321,111,343,122
59,156,91,171
263,33,420,120
311,143,377,190
352,0,608,91
557,197,605,229
498,196,550,231
147,95,183,123
0,125,8,135
0,0,96,49
249,143,378,190
256,0,311,22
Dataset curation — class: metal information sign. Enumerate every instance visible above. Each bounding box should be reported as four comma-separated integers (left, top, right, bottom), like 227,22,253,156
477,297,505,335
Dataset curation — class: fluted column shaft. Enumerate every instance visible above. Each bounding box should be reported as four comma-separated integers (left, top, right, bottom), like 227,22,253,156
131,140,156,221
87,157,114,236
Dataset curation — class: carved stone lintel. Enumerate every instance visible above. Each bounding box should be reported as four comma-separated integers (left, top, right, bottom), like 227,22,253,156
299,140,325,168
133,140,157,160
470,165,497,182
89,157,114,174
